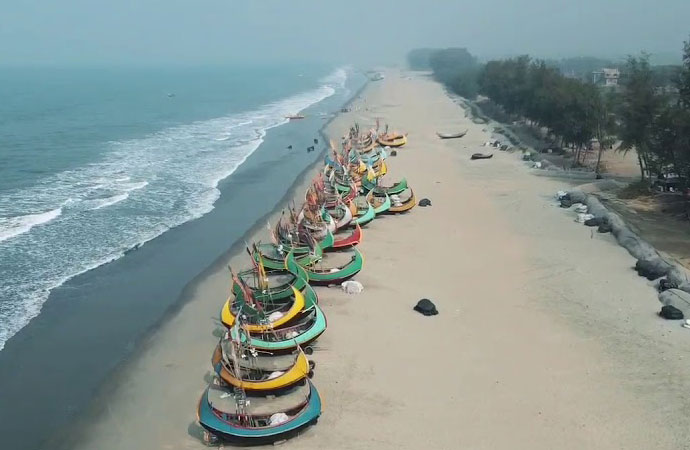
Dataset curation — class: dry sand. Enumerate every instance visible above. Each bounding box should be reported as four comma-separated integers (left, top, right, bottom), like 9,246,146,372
70,71,690,450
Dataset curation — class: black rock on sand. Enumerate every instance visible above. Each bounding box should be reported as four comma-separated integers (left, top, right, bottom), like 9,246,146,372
414,299,438,316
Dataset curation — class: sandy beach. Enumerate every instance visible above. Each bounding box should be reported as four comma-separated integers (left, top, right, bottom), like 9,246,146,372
67,71,690,450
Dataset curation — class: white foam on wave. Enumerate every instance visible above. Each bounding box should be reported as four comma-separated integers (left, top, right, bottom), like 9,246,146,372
121,181,149,192
0,66,350,351
89,193,129,210
0,208,63,243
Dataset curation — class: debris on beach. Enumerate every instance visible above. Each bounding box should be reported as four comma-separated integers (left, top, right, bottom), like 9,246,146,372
341,280,363,294
414,299,438,316
419,198,432,207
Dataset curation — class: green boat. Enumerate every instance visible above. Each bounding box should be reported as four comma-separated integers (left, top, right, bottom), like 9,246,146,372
288,248,363,286
258,231,335,270
233,260,309,302
228,281,319,325
368,192,391,214
229,305,327,353
353,201,375,226
361,177,408,195
256,240,322,270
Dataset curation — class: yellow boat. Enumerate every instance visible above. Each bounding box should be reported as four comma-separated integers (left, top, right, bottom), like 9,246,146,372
221,286,305,332
377,133,407,148
212,342,310,392
388,189,416,214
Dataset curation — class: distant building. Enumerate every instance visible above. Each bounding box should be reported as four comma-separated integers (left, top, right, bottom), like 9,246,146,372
592,68,620,87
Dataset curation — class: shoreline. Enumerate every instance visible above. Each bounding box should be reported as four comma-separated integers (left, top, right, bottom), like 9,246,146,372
57,69,690,450
53,77,369,449
0,69,365,450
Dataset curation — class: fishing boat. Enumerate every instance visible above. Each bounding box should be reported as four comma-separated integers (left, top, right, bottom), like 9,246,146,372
352,198,375,226
233,255,309,302
212,339,311,393
288,248,363,286
286,114,305,120
223,285,306,332
330,223,363,249
387,189,416,214
377,133,407,148
471,153,493,160
230,304,327,353
197,379,321,445
436,130,468,139
327,201,353,230
224,278,319,326
361,176,408,195
366,192,391,214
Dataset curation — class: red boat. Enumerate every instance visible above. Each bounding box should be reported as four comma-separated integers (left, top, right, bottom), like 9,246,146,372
330,223,362,250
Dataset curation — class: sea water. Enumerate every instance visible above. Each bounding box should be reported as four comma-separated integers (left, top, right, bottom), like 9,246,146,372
0,64,352,351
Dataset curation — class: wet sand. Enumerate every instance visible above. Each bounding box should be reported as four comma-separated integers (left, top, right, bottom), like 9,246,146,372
70,71,690,450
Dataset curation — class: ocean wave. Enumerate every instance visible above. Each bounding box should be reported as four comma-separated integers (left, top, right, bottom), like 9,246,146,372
0,66,350,351
88,193,129,210
0,208,62,243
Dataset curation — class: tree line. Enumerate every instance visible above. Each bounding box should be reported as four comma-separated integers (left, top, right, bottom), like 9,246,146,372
408,41,690,184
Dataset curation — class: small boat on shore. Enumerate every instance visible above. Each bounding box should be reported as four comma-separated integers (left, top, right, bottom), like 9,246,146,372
197,379,321,445
230,304,327,353
367,191,391,215
377,133,407,148
471,153,493,160
212,340,311,393
361,176,408,195
352,197,375,226
289,248,363,286
233,256,309,302
331,223,362,249
286,114,305,120
387,189,416,214
436,130,468,139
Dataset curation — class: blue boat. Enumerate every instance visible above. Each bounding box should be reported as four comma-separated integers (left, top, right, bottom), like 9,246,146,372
197,379,321,445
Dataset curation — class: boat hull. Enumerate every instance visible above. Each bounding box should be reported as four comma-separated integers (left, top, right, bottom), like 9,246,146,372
330,224,362,249
197,381,321,445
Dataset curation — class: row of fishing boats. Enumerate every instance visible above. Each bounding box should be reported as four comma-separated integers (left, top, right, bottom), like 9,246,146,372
196,122,413,446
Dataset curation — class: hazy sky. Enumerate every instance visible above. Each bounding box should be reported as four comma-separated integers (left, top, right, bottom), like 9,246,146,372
1,0,688,66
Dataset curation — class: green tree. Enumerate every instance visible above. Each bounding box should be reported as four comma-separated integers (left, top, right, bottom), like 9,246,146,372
594,90,620,176
618,54,660,180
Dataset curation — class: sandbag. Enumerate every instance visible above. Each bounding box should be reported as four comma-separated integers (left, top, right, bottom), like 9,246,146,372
659,305,684,320
567,189,690,294
597,222,612,233
584,217,602,227
635,259,669,280
659,279,679,292
659,289,690,316
575,213,594,223
414,299,438,316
